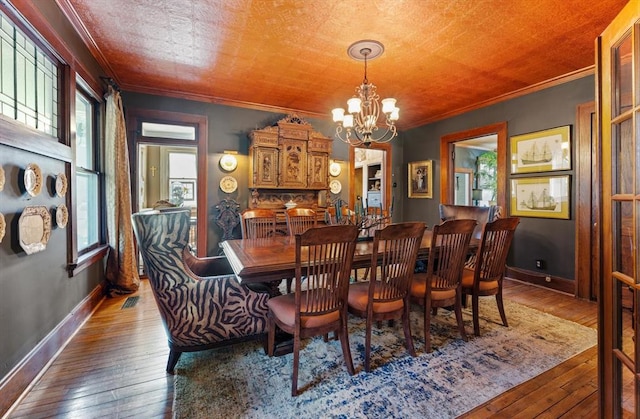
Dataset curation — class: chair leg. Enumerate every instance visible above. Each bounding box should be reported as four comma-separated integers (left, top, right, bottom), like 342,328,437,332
267,315,276,356
496,292,508,327
454,292,468,342
339,316,355,375
365,315,372,372
166,349,182,374
424,297,432,353
291,333,300,397
402,303,416,357
472,293,481,336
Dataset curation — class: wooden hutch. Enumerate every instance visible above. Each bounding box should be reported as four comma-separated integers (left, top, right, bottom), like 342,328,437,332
248,114,332,221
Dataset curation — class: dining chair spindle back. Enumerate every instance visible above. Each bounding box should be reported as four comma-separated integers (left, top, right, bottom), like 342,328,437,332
267,224,359,396
347,222,426,372
461,217,520,336
410,219,476,352
240,208,277,239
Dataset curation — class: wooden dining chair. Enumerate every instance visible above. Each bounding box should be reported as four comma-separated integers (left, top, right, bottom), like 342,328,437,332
285,207,317,235
283,208,318,292
239,208,276,239
347,222,426,372
461,217,520,336
267,225,359,396
410,219,476,353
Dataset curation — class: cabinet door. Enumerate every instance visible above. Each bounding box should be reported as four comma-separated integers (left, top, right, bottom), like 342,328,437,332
279,139,306,188
307,152,328,189
250,147,278,188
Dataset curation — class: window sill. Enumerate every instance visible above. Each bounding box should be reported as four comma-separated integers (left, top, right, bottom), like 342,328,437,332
68,245,109,277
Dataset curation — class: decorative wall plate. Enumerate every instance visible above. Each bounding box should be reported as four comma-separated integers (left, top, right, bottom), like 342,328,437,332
55,173,68,197
329,161,341,177
219,175,238,193
18,206,51,255
24,163,43,197
0,212,5,243
219,154,238,172
0,165,5,191
56,204,69,228
329,179,342,194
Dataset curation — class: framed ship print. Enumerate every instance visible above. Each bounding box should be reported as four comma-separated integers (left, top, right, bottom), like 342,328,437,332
510,175,570,219
510,126,571,174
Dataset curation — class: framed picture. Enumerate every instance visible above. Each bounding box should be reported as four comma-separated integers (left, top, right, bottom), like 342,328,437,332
510,175,570,219
408,160,433,198
181,180,195,200
510,126,571,174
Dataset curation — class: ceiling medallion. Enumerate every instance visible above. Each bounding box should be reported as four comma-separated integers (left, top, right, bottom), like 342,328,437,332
332,40,399,147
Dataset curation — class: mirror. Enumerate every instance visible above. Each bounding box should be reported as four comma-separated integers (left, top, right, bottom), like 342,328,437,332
454,136,497,207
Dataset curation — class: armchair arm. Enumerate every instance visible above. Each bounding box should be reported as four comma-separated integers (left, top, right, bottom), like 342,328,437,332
183,247,234,277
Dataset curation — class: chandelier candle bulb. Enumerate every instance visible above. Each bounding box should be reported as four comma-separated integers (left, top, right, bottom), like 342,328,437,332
381,98,396,113
343,114,354,128
348,98,362,113
332,108,345,122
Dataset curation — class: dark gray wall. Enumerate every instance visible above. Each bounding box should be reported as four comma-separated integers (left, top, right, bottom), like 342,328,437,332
0,1,106,382
402,75,594,280
122,92,404,254
0,145,104,380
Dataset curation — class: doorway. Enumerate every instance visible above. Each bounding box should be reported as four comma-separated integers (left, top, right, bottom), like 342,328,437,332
126,108,208,257
349,142,392,214
440,122,507,210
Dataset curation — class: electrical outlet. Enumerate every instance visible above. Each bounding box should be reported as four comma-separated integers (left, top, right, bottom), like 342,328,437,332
535,259,543,269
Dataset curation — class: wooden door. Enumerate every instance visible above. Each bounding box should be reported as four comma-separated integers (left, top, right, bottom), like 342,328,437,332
598,1,640,416
575,102,600,301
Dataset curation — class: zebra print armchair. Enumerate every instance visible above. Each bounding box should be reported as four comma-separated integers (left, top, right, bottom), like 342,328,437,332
131,209,269,373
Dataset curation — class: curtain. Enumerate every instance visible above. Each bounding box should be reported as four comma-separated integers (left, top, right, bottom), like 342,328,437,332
104,86,139,296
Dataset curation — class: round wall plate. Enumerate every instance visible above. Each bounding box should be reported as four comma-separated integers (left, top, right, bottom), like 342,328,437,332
219,154,238,172
329,161,341,177
330,179,342,194
55,173,68,197
0,212,5,243
219,175,238,193
24,163,43,197
56,204,69,228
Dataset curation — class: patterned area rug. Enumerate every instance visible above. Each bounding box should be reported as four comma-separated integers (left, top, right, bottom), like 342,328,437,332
172,299,596,419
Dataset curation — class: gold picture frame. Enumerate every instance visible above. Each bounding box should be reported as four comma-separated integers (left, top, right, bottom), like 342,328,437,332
510,125,571,174
510,175,570,219
408,160,433,198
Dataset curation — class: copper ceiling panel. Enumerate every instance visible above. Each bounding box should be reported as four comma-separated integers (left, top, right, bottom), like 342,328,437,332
53,0,626,128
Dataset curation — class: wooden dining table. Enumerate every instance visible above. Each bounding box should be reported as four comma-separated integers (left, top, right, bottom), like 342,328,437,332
220,229,478,286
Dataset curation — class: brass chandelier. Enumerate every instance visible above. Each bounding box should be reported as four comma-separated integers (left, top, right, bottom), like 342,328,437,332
332,40,399,147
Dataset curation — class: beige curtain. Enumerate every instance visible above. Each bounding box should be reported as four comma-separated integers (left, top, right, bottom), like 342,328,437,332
104,86,139,295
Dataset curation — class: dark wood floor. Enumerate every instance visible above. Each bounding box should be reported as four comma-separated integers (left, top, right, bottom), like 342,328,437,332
7,278,601,418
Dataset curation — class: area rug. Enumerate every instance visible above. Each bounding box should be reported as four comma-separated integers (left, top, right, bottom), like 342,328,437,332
172,299,596,419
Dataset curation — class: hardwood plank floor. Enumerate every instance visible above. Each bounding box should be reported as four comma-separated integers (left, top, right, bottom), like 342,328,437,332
6,278,601,418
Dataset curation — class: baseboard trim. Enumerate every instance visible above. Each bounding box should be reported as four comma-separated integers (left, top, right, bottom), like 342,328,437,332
0,281,107,417
505,266,574,295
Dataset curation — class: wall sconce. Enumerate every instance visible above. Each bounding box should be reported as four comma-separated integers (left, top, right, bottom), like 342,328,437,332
219,151,238,172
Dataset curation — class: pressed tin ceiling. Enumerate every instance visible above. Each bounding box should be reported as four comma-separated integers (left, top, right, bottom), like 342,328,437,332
52,0,627,129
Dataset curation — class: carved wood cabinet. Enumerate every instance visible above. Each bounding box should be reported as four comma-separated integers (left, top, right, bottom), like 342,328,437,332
249,114,331,190
248,114,332,213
